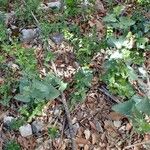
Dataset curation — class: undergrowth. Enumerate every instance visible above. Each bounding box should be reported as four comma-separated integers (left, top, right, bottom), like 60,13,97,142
0,2,150,149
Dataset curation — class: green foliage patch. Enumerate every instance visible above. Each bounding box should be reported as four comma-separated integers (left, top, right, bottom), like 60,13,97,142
103,4,150,133
70,67,93,106
4,140,21,150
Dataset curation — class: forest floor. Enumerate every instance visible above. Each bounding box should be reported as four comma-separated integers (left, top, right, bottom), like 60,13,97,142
0,0,150,150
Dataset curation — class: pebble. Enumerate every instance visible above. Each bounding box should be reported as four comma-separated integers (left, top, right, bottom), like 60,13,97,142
95,121,103,132
51,33,63,44
47,1,61,9
19,124,33,137
3,116,14,128
31,121,44,135
113,120,122,128
40,1,61,10
53,109,60,116
20,28,39,43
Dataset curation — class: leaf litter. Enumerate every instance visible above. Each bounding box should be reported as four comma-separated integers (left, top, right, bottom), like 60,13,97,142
0,0,149,150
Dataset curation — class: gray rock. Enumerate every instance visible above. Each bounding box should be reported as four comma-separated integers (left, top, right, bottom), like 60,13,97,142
20,28,39,43
19,124,32,137
113,120,122,128
31,121,44,135
47,1,61,9
95,121,103,133
40,1,61,10
51,33,63,44
3,116,14,128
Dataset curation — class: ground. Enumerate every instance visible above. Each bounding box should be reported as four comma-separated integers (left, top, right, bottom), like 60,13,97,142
0,0,150,150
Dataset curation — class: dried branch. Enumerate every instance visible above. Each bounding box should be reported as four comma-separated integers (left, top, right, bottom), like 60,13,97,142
99,86,121,103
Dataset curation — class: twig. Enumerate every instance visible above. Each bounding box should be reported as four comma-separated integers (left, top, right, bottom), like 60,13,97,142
99,86,121,103
22,1,77,149
58,117,66,149
51,60,77,150
123,140,150,150
58,94,77,150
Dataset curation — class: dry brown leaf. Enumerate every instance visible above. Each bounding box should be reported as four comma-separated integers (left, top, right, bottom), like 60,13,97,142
84,144,89,150
92,133,97,145
95,20,104,32
101,132,106,142
126,123,132,131
144,134,150,141
84,129,91,140
93,147,101,150
0,78,4,84
95,0,105,13
0,111,9,121
77,127,84,137
108,112,124,121
76,138,89,145
89,121,97,130
88,20,95,27
18,136,36,150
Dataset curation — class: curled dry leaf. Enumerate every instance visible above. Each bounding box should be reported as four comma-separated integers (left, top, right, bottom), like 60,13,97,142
92,133,97,145
89,121,97,130
84,144,89,150
76,137,89,145
0,78,4,84
84,129,91,140
126,123,132,131
95,0,105,13
95,20,104,32
108,112,124,121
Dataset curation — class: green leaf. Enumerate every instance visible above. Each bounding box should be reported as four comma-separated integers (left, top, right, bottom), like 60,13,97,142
14,94,31,103
127,65,138,81
103,14,117,23
131,94,143,103
59,81,67,92
136,98,150,116
113,5,125,16
136,37,149,49
32,80,60,100
112,100,135,116
48,127,59,139
118,17,135,29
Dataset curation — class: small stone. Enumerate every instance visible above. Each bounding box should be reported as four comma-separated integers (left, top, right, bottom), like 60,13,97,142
95,121,103,132
39,1,61,10
3,116,14,128
20,28,39,43
19,124,32,137
51,33,63,44
113,120,121,128
54,109,60,116
47,1,61,9
31,121,44,135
